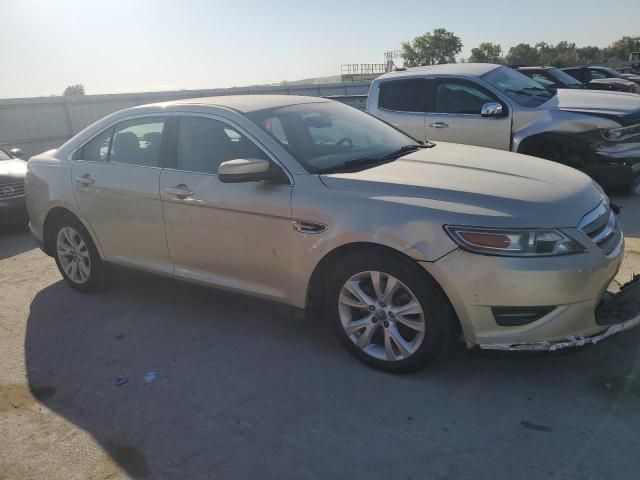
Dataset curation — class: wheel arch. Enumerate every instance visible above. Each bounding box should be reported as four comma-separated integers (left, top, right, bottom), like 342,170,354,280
304,241,461,334
42,207,103,258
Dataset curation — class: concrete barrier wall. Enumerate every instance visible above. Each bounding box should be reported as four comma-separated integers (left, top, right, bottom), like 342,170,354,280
0,82,370,157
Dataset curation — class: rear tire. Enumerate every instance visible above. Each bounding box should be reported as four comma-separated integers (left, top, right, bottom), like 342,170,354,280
325,249,454,373
51,213,106,293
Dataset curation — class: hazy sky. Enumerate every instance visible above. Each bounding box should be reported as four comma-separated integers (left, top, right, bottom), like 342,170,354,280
1,0,638,98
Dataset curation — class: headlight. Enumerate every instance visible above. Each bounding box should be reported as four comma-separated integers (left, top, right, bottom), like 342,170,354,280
600,123,640,141
444,226,586,257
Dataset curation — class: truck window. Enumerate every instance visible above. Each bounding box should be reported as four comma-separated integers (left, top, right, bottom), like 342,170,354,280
378,79,430,112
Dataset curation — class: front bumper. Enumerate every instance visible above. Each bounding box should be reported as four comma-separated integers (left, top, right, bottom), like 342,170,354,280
478,276,640,351
421,237,630,351
595,140,640,166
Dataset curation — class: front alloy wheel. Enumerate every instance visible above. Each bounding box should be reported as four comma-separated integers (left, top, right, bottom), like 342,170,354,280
327,250,453,372
339,271,426,361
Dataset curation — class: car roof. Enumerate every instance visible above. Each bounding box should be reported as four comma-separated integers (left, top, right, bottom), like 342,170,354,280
150,94,329,113
376,63,501,81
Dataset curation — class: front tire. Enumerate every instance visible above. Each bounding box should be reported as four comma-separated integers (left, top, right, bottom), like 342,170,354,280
325,250,454,373
52,214,106,293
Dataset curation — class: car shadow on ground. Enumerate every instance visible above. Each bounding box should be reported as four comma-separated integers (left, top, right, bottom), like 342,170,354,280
0,223,33,260
24,269,640,479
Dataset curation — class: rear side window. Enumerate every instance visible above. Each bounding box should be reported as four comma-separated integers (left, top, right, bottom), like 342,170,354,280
563,68,584,82
175,116,268,175
378,79,429,112
75,117,166,167
435,80,497,114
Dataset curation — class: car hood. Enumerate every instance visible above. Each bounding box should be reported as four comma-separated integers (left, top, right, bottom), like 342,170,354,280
0,158,27,178
543,88,640,119
320,142,602,228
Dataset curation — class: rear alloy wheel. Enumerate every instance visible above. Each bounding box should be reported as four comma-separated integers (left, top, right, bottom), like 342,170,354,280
56,227,91,284
52,214,106,292
327,251,453,372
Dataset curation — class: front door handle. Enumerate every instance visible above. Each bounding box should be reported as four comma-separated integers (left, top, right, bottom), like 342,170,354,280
75,174,95,186
428,122,449,129
165,185,194,199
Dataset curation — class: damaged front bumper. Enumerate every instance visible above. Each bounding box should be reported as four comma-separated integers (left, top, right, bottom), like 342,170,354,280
475,276,640,352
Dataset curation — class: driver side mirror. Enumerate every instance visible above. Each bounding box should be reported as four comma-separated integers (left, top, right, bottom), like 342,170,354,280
480,102,504,118
218,158,285,184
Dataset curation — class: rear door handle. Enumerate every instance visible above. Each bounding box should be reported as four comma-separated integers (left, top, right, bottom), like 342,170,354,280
165,185,194,199
75,174,95,186
428,122,449,129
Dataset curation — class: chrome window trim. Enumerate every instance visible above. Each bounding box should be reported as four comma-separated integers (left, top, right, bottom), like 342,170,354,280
164,112,294,186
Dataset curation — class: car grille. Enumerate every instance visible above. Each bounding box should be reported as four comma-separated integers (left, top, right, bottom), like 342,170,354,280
0,180,25,199
578,201,623,257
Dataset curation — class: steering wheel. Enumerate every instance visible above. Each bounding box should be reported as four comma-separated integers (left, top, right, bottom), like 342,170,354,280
335,137,354,149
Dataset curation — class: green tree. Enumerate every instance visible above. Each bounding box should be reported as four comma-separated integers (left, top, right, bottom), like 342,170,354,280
605,36,640,62
468,42,503,63
576,46,604,65
505,43,540,66
63,84,85,96
401,28,463,67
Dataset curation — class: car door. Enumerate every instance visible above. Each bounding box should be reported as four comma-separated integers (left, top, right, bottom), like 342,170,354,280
425,78,511,150
160,114,294,301
71,115,171,273
376,78,432,140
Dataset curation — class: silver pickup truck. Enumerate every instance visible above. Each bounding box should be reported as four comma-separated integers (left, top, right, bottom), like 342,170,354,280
367,63,640,193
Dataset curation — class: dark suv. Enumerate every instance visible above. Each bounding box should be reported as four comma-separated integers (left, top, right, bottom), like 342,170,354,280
0,147,28,224
563,66,640,89
516,66,639,94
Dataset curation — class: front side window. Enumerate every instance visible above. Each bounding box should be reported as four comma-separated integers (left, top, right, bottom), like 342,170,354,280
175,116,268,175
481,66,554,108
76,117,166,166
435,80,497,114
77,127,113,162
247,101,418,173
378,79,429,112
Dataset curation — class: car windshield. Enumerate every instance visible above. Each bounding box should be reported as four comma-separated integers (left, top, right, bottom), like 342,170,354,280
481,66,555,107
0,148,12,161
246,101,421,173
549,68,583,87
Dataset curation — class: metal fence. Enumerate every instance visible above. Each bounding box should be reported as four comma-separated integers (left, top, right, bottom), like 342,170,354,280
0,82,371,158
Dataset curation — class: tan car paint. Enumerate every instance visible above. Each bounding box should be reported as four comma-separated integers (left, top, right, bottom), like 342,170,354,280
26,95,628,350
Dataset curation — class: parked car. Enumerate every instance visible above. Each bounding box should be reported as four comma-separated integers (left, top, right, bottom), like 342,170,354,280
0,146,27,224
26,95,639,372
515,66,640,94
367,63,640,193
563,66,640,88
